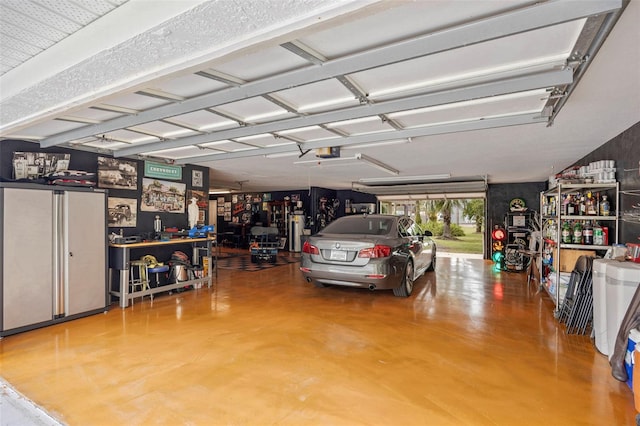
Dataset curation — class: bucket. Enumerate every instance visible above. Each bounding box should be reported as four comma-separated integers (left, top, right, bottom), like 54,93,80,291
172,264,189,282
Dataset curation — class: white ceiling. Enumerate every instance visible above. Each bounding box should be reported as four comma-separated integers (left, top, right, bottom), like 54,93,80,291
1,0,639,195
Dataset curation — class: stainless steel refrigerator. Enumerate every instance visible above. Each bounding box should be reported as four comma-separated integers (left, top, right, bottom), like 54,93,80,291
0,184,108,337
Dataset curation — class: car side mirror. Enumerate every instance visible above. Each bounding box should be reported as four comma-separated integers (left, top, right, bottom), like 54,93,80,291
423,230,433,237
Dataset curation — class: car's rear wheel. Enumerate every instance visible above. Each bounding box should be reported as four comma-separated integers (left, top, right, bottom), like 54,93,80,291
393,260,414,297
427,250,436,271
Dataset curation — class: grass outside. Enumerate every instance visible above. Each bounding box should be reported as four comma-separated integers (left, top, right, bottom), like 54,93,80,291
433,225,484,254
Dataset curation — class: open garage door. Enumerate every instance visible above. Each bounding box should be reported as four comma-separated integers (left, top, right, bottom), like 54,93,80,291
356,180,487,259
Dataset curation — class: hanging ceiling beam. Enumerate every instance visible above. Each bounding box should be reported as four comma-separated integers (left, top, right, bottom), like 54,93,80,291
38,0,620,148
115,68,572,157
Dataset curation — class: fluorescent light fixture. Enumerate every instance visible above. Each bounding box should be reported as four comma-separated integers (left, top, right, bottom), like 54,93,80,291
298,96,355,113
355,153,398,175
325,116,379,128
359,174,451,184
244,110,290,122
342,139,410,150
199,120,238,131
277,125,322,135
264,151,299,158
369,54,568,98
388,89,548,118
209,189,231,194
201,140,233,147
294,152,398,175
235,133,272,142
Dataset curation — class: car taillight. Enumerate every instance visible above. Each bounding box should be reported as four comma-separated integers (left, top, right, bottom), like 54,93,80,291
302,241,320,255
358,245,392,258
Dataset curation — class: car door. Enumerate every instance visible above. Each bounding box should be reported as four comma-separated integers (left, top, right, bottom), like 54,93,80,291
398,217,424,271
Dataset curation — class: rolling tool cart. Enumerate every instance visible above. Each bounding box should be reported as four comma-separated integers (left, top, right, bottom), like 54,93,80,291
249,226,280,263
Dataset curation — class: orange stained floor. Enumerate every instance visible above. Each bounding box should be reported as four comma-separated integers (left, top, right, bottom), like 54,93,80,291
0,253,636,425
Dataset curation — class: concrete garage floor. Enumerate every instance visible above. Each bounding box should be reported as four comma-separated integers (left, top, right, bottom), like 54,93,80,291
0,251,635,425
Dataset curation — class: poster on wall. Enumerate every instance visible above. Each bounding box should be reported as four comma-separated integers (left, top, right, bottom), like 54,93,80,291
12,152,70,180
107,197,137,227
187,189,207,225
97,156,137,190
191,170,203,187
141,178,186,213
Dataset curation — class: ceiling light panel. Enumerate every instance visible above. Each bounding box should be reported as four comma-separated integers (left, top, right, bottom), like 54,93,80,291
72,108,124,122
80,139,129,150
212,46,310,81
213,97,295,124
99,92,170,111
127,121,198,139
388,89,548,128
101,129,159,145
351,20,584,102
199,140,249,152
296,0,533,59
142,145,220,159
275,126,341,142
148,73,228,98
169,110,239,132
234,133,280,147
273,79,360,113
326,116,396,136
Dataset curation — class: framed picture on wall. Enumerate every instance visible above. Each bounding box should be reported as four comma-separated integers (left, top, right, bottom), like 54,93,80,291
12,152,70,180
107,197,137,227
97,156,137,190
192,170,203,187
140,178,186,213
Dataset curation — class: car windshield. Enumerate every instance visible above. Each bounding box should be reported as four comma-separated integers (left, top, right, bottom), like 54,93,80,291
321,217,393,235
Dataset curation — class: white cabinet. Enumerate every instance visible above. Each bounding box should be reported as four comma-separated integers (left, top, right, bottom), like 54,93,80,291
0,184,108,336
540,182,619,307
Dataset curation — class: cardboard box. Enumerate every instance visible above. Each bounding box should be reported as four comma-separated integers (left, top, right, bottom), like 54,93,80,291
554,249,596,272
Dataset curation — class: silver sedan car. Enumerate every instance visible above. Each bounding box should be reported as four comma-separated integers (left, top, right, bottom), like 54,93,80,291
300,214,436,297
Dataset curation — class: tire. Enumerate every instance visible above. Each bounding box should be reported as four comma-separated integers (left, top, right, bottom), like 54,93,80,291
427,250,436,272
393,260,414,297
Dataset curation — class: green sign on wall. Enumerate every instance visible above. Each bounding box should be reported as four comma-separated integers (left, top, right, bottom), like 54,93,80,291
144,161,182,180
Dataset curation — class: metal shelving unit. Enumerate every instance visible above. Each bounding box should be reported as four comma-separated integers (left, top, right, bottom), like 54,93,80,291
540,182,619,308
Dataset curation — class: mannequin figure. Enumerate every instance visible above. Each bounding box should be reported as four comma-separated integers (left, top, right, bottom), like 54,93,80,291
188,197,199,229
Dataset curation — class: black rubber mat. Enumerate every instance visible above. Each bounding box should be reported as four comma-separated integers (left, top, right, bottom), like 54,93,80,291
216,254,299,272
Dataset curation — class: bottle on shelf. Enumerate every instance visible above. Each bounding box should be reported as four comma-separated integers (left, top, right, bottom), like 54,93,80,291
562,221,572,244
583,221,594,245
600,195,610,216
579,195,586,216
586,192,597,215
593,223,604,245
573,220,583,244
567,194,576,215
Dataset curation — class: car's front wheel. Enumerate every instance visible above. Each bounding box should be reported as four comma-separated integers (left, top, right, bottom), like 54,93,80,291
427,250,436,271
393,260,414,297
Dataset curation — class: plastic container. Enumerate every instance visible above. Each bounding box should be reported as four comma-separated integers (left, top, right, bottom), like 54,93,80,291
593,258,617,356
626,328,640,389
605,262,640,361
628,243,640,263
